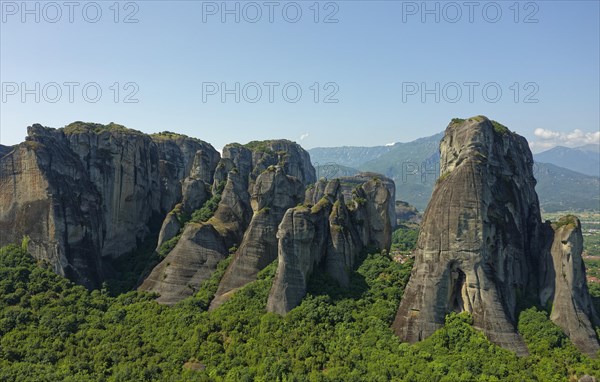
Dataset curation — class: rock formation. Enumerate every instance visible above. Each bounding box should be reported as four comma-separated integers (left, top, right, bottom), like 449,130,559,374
0,127,105,288
392,116,599,357
209,166,305,309
306,173,396,245
4,118,597,359
267,175,394,314
542,216,600,355
0,123,219,288
267,205,331,314
0,122,320,300
395,200,422,225
139,140,316,305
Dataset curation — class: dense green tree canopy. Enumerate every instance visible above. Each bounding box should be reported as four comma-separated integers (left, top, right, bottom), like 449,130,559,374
1,244,599,381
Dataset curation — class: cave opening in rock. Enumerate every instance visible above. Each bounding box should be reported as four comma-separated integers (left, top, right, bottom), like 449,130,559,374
449,262,466,313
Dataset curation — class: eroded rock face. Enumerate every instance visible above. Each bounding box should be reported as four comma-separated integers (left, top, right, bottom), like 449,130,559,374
392,117,543,355
306,173,396,246
542,216,600,356
267,175,393,315
391,116,599,357
0,133,104,288
306,172,396,227
155,211,181,252
267,206,330,314
141,140,316,305
64,126,162,260
0,123,219,288
153,136,219,214
139,167,253,303
210,166,305,309
0,145,13,157
139,223,227,305
248,141,315,186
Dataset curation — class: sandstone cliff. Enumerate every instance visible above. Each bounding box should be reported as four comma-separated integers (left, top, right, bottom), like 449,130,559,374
306,173,395,249
1,128,105,288
267,175,394,314
0,123,219,288
542,216,600,355
209,166,305,309
392,116,599,357
139,140,316,305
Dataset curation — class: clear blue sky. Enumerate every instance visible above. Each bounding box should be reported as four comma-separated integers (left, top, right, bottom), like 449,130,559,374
1,0,599,152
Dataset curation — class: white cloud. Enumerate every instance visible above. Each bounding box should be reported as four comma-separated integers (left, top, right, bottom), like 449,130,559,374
385,142,396,146
299,133,310,141
533,128,560,140
529,128,600,153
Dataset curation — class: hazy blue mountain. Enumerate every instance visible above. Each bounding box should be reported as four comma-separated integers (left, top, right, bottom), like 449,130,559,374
310,134,443,210
359,134,443,210
534,162,600,212
534,144,600,177
577,144,600,153
309,134,599,212
308,145,394,169
314,164,360,179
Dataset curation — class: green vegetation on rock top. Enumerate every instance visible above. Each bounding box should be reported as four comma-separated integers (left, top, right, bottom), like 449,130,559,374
63,121,144,135
311,196,331,214
243,140,276,153
491,120,511,135
23,140,43,150
149,131,190,140
190,181,226,223
469,115,486,122
449,116,511,135
552,214,580,230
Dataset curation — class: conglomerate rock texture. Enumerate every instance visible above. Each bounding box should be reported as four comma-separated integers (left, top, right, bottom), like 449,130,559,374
392,116,599,357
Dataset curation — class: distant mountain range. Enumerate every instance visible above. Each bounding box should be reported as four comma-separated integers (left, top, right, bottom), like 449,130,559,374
533,144,599,177
309,135,600,213
534,162,600,212
309,145,395,169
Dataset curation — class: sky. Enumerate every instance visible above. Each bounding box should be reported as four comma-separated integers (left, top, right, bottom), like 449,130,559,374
1,0,599,153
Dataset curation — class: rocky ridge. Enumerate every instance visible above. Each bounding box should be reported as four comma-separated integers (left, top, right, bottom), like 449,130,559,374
139,140,317,304
0,123,218,288
2,118,598,358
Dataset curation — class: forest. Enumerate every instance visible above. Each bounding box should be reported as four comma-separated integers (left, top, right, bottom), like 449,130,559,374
1,229,600,381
